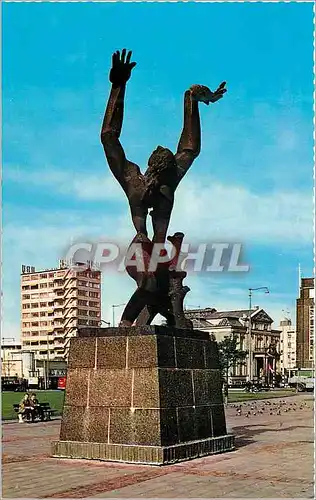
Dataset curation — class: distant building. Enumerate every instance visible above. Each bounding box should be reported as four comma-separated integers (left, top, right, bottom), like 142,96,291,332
185,307,281,384
296,277,315,369
20,262,101,361
1,342,23,378
279,318,296,374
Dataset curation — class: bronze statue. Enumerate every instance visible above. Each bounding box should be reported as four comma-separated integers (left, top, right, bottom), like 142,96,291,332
101,49,226,327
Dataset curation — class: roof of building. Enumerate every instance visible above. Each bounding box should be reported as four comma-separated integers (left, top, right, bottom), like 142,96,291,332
185,307,274,325
207,309,252,319
191,318,214,328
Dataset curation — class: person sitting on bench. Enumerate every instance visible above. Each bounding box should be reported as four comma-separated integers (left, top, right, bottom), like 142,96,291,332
30,393,44,421
18,393,31,423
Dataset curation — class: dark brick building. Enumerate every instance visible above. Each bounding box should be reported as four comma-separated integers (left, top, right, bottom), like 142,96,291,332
296,278,315,369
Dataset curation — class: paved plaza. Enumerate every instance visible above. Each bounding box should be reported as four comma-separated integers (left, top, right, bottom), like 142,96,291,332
2,394,314,498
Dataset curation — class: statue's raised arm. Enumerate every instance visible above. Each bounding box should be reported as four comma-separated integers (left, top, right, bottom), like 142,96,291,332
175,82,227,183
100,50,137,189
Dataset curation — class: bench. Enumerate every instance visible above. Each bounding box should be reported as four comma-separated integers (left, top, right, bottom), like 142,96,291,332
13,402,57,421
39,402,57,420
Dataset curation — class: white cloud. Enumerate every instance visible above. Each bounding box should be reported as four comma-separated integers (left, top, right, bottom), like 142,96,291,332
170,176,312,244
5,166,313,244
5,167,123,202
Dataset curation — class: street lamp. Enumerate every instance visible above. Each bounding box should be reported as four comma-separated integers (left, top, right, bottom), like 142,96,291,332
99,320,110,327
247,287,269,382
111,304,126,327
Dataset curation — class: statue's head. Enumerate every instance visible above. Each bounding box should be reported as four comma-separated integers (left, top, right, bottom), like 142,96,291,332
147,146,176,175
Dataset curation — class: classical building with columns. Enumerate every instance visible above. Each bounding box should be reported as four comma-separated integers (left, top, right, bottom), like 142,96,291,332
184,307,281,385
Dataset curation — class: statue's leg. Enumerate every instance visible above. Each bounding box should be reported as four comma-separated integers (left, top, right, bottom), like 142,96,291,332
120,288,153,326
129,202,148,237
135,305,158,326
151,194,173,244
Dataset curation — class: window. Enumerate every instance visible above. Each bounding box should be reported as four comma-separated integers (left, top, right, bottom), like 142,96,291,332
78,300,88,307
78,309,88,316
78,319,88,325
22,294,30,299
89,320,99,326
40,273,47,279
89,301,99,308
89,311,100,318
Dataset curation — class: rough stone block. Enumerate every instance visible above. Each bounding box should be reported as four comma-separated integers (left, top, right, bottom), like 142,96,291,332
89,369,132,407
96,337,127,369
68,337,96,369
205,340,221,370
211,404,227,436
159,369,194,407
59,406,86,441
177,407,196,442
132,368,160,408
209,369,225,405
195,406,212,440
175,337,205,369
86,406,110,443
64,369,89,407
108,408,133,444
127,335,157,368
157,335,176,368
133,408,161,446
160,408,178,446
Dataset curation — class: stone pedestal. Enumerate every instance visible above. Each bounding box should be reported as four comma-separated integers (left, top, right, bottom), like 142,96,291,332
52,326,234,465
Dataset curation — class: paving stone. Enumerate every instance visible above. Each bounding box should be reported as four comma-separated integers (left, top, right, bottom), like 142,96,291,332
2,394,313,498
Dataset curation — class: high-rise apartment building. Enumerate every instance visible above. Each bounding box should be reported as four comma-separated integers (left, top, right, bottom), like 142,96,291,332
296,277,315,369
21,263,101,361
279,318,296,374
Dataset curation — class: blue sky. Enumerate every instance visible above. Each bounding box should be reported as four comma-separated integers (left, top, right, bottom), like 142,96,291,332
2,1,314,337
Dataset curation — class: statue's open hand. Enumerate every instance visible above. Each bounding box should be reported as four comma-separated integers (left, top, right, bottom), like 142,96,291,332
190,82,227,105
110,49,136,86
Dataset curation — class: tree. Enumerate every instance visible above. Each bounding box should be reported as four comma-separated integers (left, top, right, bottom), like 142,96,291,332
216,334,247,405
